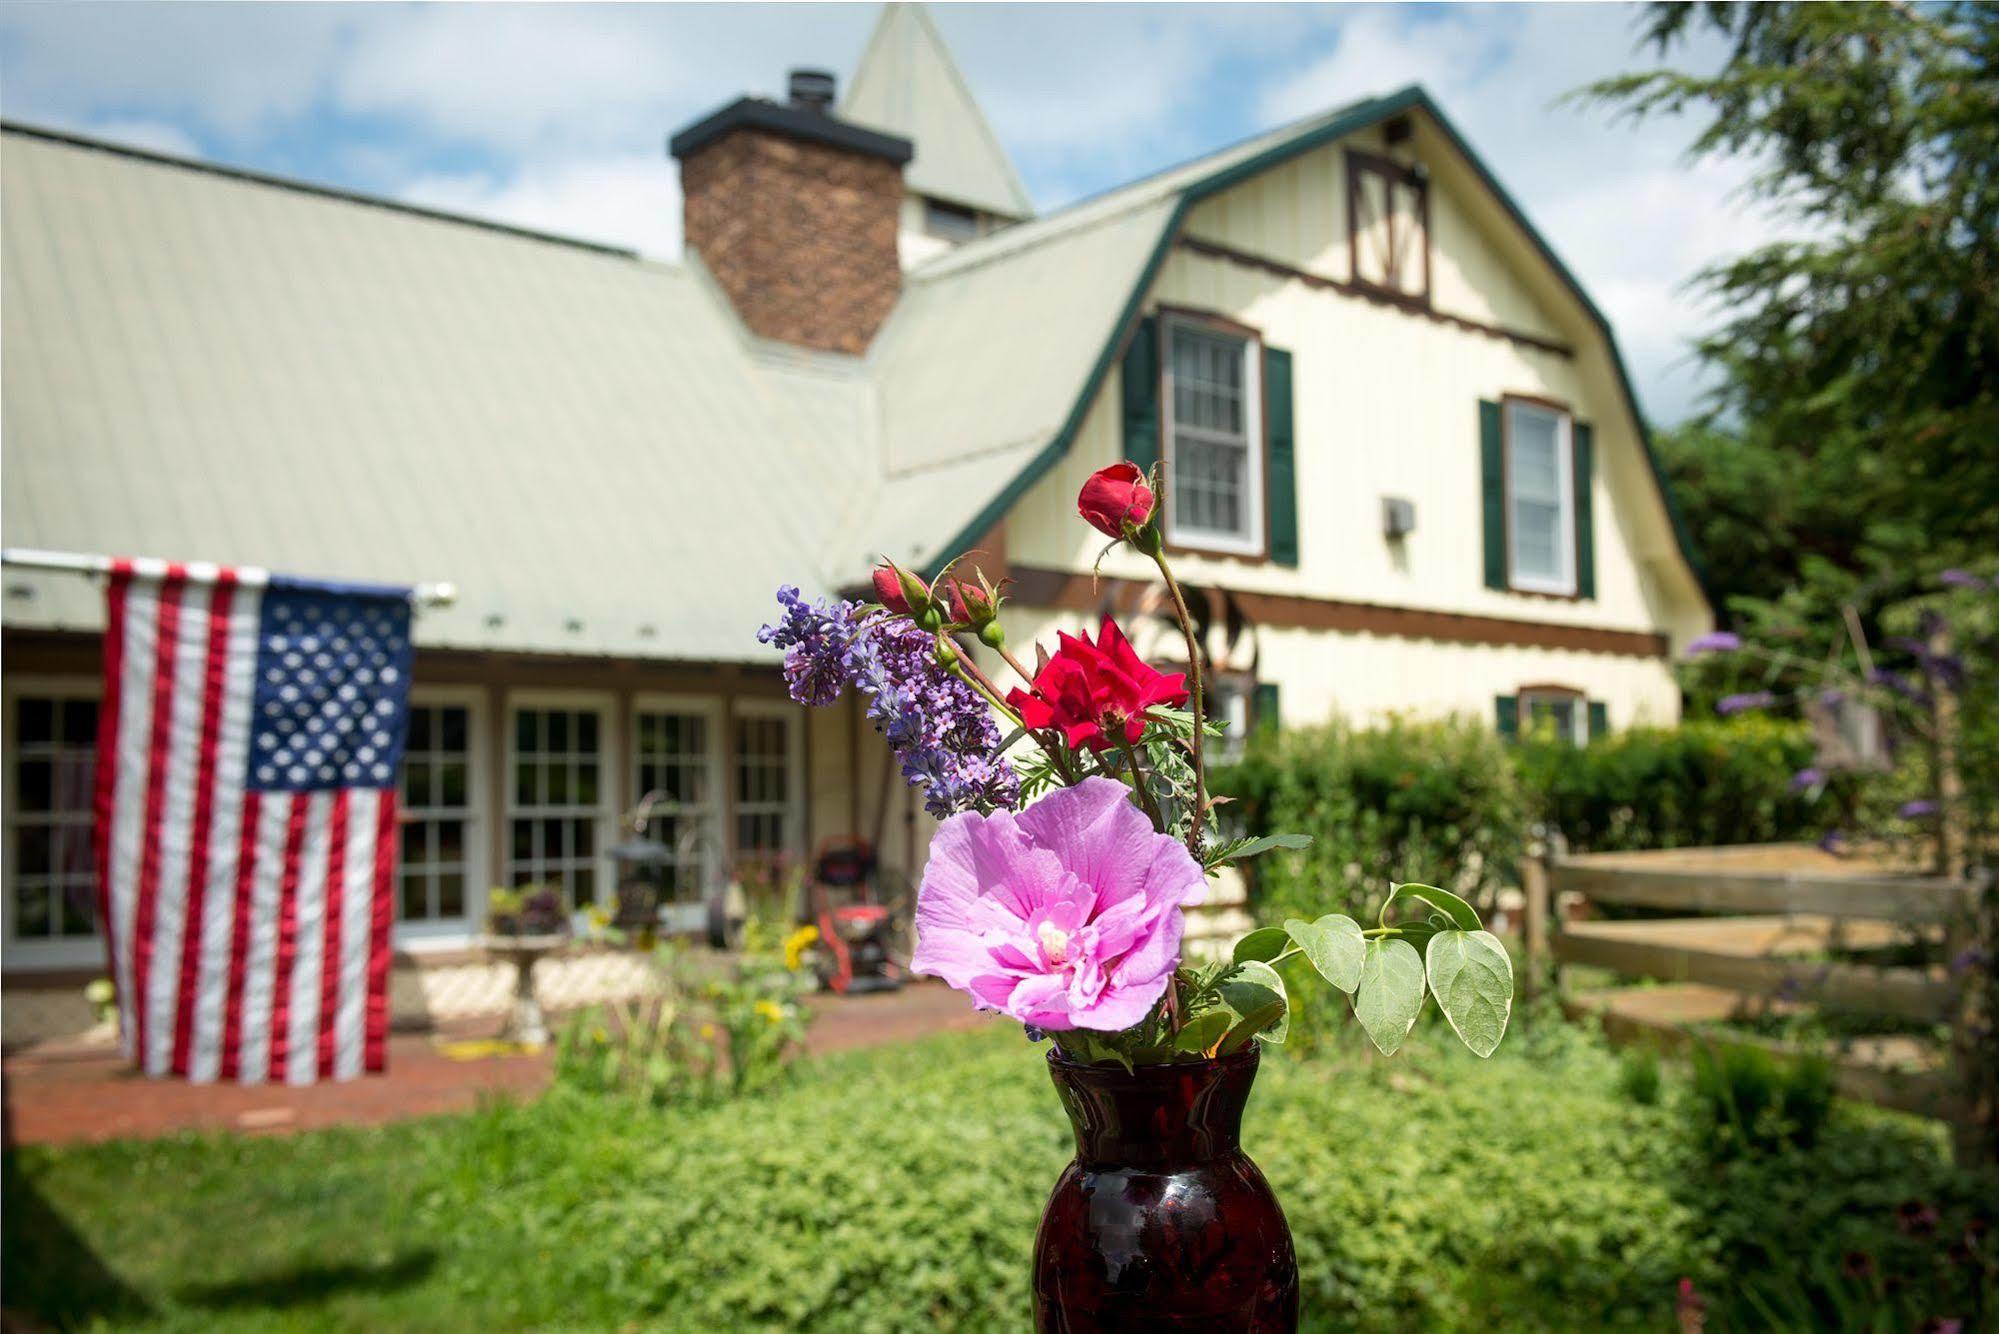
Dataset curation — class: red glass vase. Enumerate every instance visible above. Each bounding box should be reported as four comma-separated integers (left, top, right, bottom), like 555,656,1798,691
1032,1045,1299,1332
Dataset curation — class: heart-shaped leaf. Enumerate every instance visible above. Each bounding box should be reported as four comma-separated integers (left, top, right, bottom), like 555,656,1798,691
1283,914,1366,993
1232,926,1290,966
1424,929,1513,1058
1352,938,1426,1055
1218,959,1289,1051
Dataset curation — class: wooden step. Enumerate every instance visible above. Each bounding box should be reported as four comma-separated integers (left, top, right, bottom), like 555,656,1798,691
1554,918,1954,1022
1568,983,1952,1118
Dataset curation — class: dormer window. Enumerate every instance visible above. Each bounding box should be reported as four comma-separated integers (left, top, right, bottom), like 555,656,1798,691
923,198,981,243
1347,148,1429,305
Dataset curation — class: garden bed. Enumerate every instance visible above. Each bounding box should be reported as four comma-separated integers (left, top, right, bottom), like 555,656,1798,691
7,1021,1992,1331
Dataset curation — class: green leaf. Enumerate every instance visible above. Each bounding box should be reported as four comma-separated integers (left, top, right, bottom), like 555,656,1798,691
1282,914,1365,993
1203,832,1313,869
1352,938,1426,1056
1217,960,1289,1051
1382,882,1481,932
1425,930,1513,1058
1174,1008,1231,1056
1231,926,1290,965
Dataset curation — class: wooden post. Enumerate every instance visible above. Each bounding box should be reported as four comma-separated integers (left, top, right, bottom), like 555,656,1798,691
1929,624,1968,880
1947,866,1996,1167
1521,827,1552,1018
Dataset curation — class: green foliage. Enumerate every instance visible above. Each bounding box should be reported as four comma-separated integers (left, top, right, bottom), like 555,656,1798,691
1582,3,1999,605
7,1025,1998,1331
1515,715,1846,852
554,926,814,1107
1687,1041,1838,1160
1619,1047,1664,1107
1219,716,1527,924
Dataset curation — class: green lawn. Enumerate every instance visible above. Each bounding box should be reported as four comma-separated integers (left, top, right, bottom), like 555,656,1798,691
4,1015,1988,1331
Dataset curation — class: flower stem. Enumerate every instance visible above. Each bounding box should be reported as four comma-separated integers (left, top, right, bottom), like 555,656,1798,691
1117,737,1167,830
944,634,1076,782
1149,550,1208,856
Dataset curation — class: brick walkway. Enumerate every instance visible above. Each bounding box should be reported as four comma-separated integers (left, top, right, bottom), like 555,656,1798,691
2,981,984,1149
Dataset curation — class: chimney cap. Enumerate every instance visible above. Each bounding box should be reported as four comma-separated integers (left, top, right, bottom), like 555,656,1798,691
788,68,837,113
668,95,913,165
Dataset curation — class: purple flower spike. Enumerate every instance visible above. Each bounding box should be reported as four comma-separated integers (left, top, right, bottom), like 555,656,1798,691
1790,767,1825,792
1897,799,1940,819
1716,691,1774,716
1685,630,1742,656
1940,569,1986,590
1818,829,1849,854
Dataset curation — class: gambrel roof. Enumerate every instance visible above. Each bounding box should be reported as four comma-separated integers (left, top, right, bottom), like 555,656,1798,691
0,87,1706,664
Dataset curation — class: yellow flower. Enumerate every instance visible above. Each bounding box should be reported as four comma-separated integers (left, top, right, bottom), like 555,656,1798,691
754,999,785,1025
699,1023,716,1040
782,924,820,972
585,905,609,930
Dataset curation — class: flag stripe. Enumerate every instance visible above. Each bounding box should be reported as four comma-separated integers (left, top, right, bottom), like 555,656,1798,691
265,797,310,1083
144,577,212,1075
365,791,397,1073
333,791,378,1080
218,788,262,1082
235,792,292,1084
316,792,350,1080
128,566,187,1066
188,581,262,1083
171,574,236,1076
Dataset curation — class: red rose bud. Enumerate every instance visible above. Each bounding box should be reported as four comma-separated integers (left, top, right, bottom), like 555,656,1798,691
1078,463,1156,541
872,564,912,614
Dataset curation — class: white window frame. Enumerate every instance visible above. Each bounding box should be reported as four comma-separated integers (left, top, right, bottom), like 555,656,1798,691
3,675,106,970
1161,312,1266,557
730,698,805,869
1505,398,1577,596
394,686,488,947
503,689,617,913
1519,689,1590,748
630,693,726,906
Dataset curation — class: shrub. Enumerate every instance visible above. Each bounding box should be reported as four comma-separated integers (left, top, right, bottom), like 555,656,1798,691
1619,1046,1664,1106
1513,715,1851,852
1220,715,1526,926
1687,1041,1837,1159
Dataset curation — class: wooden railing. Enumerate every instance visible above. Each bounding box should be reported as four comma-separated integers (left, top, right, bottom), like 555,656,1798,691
1520,838,1994,1166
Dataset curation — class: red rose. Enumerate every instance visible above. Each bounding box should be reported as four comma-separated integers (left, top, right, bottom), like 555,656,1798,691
1006,617,1188,752
873,561,930,617
1077,463,1155,540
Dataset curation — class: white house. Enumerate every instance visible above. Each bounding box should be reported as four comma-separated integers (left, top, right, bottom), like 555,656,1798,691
0,4,1710,998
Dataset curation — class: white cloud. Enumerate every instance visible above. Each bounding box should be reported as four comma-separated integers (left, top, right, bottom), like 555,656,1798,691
401,153,683,258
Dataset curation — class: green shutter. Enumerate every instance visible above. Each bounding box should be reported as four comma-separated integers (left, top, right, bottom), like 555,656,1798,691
1480,400,1506,590
1573,420,1596,600
1495,694,1519,740
1121,315,1160,479
1587,700,1608,741
1253,682,1281,734
1264,346,1298,567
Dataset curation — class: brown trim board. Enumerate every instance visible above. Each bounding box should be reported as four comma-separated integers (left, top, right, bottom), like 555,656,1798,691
1006,565,1667,658
1178,235,1573,360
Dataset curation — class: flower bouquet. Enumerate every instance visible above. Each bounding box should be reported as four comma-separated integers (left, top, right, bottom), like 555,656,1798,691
761,461,1513,1330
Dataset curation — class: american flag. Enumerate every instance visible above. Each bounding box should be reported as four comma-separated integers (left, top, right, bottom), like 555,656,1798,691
95,559,413,1084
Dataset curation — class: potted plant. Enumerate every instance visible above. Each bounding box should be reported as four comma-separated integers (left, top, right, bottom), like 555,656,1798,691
760,461,1514,1331
481,885,571,1047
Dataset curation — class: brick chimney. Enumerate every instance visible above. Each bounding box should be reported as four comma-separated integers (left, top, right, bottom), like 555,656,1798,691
670,70,913,355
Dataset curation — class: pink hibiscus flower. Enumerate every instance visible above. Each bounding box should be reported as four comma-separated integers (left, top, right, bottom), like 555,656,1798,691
911,777,1205,1032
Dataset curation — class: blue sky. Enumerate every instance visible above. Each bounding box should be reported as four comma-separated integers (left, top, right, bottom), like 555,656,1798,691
0,2,1773,424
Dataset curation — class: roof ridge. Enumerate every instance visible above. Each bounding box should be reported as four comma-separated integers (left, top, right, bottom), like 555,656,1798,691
907,94,1379,281
0,120,645,261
